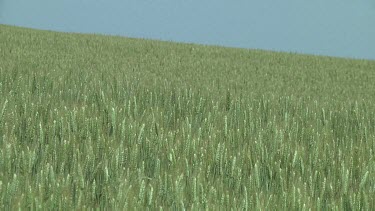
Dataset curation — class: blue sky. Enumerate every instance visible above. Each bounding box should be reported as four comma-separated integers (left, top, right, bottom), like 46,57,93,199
1,0,374,60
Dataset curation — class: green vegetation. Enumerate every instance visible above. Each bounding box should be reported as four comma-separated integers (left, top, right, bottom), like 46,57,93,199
1,24,375,210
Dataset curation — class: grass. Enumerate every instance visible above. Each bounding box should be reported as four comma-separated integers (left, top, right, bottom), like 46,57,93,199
1,24,375,210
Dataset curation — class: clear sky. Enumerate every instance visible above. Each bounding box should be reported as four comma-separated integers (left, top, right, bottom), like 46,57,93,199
1,0,374,60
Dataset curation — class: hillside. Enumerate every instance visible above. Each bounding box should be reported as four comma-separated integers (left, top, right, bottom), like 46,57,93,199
1,24,375,210
1,24,374,104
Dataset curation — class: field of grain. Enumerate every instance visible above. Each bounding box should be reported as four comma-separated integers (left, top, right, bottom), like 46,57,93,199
1,24,375,210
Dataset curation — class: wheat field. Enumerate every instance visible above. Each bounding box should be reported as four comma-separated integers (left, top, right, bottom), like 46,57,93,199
1,24,375,210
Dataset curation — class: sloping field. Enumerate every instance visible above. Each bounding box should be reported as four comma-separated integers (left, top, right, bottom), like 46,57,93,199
1,24,375,209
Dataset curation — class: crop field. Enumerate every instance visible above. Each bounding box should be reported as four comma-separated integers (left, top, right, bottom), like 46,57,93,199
1,24,375,210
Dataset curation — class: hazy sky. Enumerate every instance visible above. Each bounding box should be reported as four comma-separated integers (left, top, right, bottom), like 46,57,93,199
1,0,374,60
